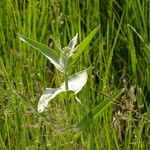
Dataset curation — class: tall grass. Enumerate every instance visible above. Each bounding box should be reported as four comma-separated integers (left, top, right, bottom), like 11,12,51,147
0,0,150,149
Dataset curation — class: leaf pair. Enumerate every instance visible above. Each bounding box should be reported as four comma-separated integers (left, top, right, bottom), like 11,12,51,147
17,26,99,73
38,68,89,112
17,26,99,112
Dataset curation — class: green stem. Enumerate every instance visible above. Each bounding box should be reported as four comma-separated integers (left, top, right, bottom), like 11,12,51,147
63,48,69,91
64,70,69,91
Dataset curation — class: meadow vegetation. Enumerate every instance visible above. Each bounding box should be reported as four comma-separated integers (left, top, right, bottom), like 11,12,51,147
0,0,150,149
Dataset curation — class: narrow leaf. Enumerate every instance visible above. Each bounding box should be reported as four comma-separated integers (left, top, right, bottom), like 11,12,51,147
77,88,125,129
68,33,78,50
77,99,111,129
38,88,63,112
69,26,100,66
17,33,64,73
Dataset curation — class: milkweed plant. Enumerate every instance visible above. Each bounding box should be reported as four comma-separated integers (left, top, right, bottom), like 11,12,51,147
17,26,99,113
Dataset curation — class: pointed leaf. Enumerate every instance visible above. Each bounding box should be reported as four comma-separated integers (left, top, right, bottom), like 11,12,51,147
17,33,64,73
61,68,88,94
77,99,111,129
38,68,91,112
37,88,64,112
77,88,125,129
69,26,100,66
68,33,78,50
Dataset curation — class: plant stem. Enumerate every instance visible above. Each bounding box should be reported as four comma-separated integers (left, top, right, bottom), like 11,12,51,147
63,47,70,91
64,70,69,91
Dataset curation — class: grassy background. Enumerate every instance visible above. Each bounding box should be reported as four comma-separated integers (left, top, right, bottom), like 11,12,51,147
0,0,150,149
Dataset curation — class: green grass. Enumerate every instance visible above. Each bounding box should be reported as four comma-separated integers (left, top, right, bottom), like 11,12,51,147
0,0,150,149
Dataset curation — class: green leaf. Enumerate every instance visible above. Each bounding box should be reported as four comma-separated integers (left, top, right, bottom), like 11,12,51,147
61,68,89,94
68,33,78,50
37,68,90,112
17,33,65,73
77,88,125,129
69,26,100,66
68,33,78,56
37,88,63,112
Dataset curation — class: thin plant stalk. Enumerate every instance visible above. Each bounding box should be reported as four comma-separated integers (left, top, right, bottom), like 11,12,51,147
63,48,69,91
64,71,69,91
